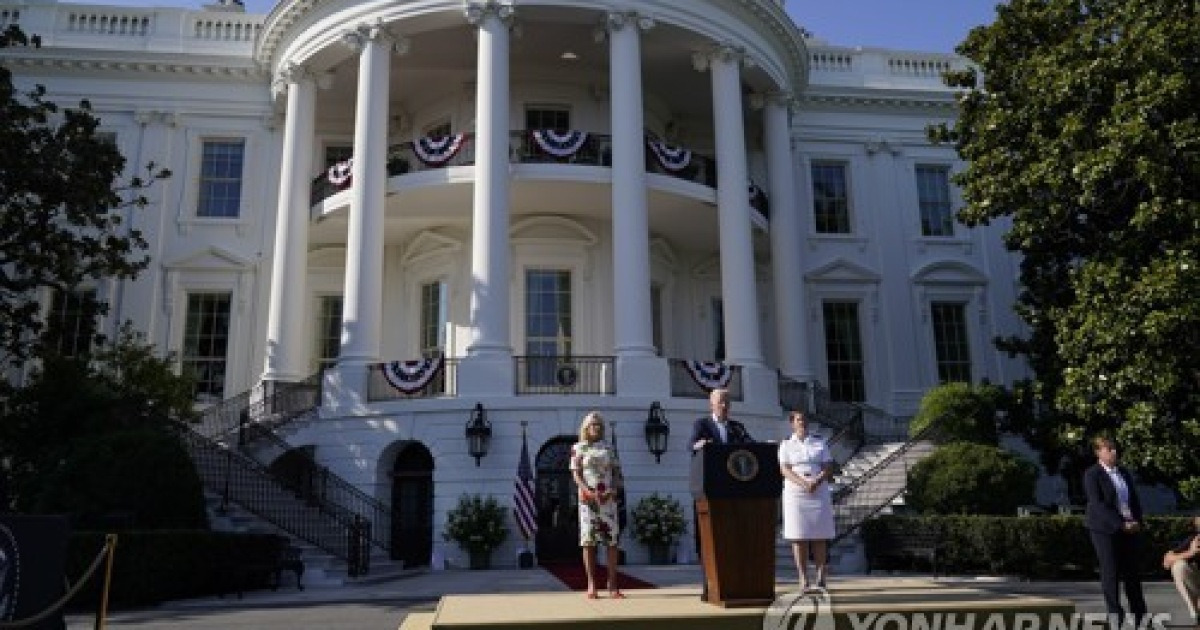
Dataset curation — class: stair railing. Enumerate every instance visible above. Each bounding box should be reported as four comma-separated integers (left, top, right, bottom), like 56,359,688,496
830,413,947,543
176,424,373,576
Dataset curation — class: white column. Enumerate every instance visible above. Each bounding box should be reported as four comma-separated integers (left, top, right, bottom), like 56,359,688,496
608,11,654,359
764,95,813,380
338,24,396,364
263,64,316,382
465,2,513,359
706,46,764,368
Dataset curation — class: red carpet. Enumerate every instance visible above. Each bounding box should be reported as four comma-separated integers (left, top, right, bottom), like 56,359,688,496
543,563,657,591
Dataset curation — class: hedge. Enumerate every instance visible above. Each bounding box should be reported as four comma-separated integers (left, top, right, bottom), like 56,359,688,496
862,515,1194,579
64,530,282,609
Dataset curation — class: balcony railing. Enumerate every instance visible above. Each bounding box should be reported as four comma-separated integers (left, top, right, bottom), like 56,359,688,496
310,130,745,207
514,355,615,395
668,360,744,400
367,358,458,401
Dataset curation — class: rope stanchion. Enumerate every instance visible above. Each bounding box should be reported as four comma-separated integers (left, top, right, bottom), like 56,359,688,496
94,534,117,630
0,535,116,630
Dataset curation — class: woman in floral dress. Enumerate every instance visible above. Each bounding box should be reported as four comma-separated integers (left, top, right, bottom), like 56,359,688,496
570,411,625,599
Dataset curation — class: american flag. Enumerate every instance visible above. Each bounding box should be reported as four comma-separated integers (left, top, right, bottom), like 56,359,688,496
514,426,537,541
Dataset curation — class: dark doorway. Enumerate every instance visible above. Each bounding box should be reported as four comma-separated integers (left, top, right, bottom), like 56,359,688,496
390,442,434,567
535,437,580,565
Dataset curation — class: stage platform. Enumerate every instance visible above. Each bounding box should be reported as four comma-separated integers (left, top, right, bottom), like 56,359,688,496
398,577,1076,630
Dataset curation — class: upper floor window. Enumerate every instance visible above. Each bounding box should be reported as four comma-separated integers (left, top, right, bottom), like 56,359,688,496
525,269,572,386
811,161,851,234
197,140,245,218
916,165,954,237
931,302,972,383
525,106,570,131
651,283,664,357
44,288,98,358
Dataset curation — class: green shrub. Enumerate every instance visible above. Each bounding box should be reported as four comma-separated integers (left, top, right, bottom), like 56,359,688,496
863,515,1194,578
909,382,1003,445
36,429,206,529
907,442,1037,515
442,494,508,555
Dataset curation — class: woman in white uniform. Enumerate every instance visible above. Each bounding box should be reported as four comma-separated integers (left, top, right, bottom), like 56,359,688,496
778,410,836,590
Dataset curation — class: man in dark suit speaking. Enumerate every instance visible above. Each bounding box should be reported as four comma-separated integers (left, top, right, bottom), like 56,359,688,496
688,387,752,601
689,388,753,452
1084,435,1147,626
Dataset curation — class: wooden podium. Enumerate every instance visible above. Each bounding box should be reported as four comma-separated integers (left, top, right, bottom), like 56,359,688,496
689,442,782,607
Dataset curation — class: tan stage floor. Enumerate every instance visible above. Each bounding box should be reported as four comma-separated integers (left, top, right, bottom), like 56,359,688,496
399,577,1076,630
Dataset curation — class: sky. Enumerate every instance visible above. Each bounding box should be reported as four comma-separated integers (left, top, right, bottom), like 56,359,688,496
67,0,1002,55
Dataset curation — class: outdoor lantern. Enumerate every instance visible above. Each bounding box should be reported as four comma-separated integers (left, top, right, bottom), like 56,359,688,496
644,401,670,463
465,403,491,466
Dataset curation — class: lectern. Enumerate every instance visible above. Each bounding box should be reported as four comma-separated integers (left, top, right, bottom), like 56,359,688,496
690,442,782,607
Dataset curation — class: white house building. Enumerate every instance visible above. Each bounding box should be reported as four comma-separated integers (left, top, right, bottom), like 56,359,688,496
1,0,1030,570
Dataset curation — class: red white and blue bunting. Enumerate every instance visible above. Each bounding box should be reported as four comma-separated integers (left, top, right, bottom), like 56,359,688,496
646,138,692,172
413,133,467,167
327,158,353,188
382,357,444,394
683,360,733,391
531,130,588,158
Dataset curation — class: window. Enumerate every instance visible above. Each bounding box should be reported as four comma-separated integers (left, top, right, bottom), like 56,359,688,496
651,284,664,356
525,269,572,385
931,302,972,383
44,288,97,357
313,295,342,372
525,106,570,132
182,292,232,401
711,297,725,361
197,140,245,218
822,301,865,402
419,281,447,357
811,161,851,234
423,120,451,139
916,165,954,237
324,145,352,169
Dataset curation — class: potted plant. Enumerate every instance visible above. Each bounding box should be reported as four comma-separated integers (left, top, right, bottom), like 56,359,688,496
631,492,687,564
442,493,508,569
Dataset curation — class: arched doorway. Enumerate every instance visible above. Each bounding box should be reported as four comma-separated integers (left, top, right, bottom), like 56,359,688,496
535,437,579,565
390,442,434,567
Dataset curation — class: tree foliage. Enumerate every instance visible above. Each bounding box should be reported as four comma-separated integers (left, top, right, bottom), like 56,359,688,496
0,327,197,515
0,25,168,364
907,442,1039,515
931,0,1200,499
909,382,1005,445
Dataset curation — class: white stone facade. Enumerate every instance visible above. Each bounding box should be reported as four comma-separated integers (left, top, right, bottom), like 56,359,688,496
1,0,1030,567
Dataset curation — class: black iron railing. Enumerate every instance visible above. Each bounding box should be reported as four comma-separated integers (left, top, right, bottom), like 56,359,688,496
194,374,322,441
176,425,372,576
308,129,771,209
830,413,945,543
514,355,615,395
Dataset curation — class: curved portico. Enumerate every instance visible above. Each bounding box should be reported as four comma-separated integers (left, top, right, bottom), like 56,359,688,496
258,0,812,403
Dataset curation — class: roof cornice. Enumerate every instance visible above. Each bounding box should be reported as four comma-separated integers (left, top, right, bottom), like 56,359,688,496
0,50,267,81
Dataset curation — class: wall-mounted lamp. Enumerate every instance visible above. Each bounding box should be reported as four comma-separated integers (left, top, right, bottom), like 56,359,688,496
465,403,492,466
644,401,670,463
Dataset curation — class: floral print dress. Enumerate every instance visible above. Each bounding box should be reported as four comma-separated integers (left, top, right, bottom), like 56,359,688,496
570,439,621,546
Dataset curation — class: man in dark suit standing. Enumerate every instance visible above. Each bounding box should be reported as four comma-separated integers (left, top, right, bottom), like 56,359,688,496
1084,435,1147,626
689,388,753,452
688,388,753,601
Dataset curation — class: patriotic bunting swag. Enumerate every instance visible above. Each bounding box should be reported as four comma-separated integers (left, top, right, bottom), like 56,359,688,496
514,426,538,542
382,357,444,394
327,158,353,188
646,138,692,172
683,360,733,391
413,133,467,167
531,129,588,158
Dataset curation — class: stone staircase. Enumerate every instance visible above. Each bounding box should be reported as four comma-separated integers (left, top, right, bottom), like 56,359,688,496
774,440,938,576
